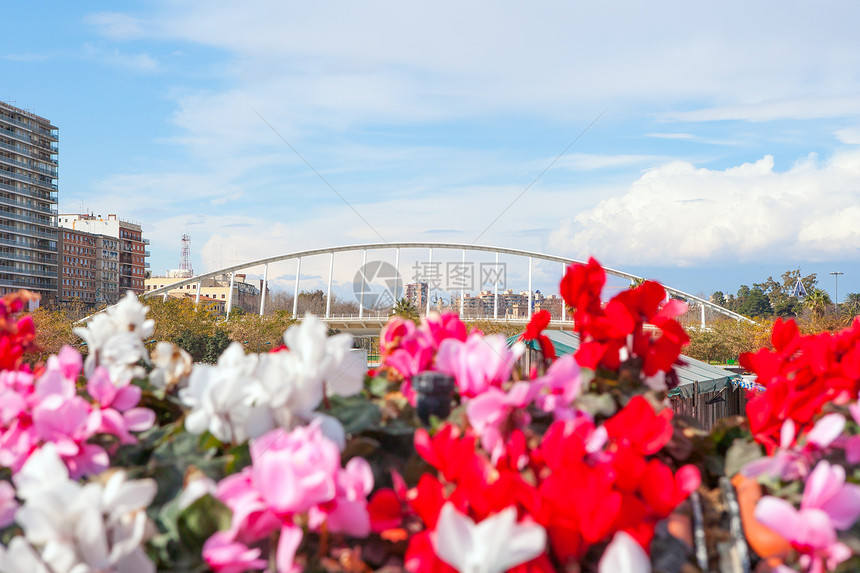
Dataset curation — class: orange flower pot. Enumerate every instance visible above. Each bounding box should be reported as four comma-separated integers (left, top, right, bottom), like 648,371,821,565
731,473,791,566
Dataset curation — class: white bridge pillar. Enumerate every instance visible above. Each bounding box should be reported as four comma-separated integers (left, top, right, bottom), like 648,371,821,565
560,261,566,323
527,256,533,320
293,257,301,318
259,263,268,316
426,248,432,316
394,247,400,306
359,250,366,319
460,249,465,318
226,271,235,320
326,252,334,319
493,252,499,320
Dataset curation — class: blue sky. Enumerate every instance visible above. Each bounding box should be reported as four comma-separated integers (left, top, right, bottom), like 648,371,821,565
5,1,860,304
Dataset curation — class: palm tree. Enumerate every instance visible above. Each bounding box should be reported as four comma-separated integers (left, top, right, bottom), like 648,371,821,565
391,298,420,323
843,292,860,318
804,288,832,318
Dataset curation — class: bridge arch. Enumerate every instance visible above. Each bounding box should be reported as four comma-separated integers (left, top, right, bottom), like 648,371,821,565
140,242,753,326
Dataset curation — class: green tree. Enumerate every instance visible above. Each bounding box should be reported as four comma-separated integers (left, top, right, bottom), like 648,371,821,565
754,269,817,317
390,298,420,323
843,293,860,318
685,318,772,363
804,288,832,319
710,291,726,307
738,287,772,318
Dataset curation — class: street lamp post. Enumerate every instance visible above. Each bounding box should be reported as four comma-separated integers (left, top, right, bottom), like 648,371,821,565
831,271,844,311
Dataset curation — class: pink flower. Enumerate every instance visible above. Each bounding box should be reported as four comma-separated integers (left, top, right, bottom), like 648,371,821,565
250,424,341,516
435,334,524,398
203,532,267,573
843,401,860,464
308,457,374,537
466,382,535,465
87,367,155,444
743,414,845,482
0,481,17,528
531,354,585,421
421,312,468,348
206,422,374,573
755,460,860,572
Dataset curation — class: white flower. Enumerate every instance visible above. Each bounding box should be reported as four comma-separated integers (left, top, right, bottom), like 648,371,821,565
177,473,217,511
181,316,365,447
149,341,192,390
598,531,651,573
433,503,546,573
281,315,364,404
179,345,273,443
73,292,154,384
6,444,156,573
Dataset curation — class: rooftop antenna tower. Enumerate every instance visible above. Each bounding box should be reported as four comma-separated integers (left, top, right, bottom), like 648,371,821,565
180,233,193,276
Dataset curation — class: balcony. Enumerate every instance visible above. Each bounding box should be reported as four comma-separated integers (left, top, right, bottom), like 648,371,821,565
0,262,56,278
0,276,57,291
0,209,54,228
144,250,151,257
0,154,57,178
0,194,57,216
2,249,56,266
143,238,150,245
0,236,57,253
0,115,57,139
0,168,57,190
0,140,30,156
0,221,57,240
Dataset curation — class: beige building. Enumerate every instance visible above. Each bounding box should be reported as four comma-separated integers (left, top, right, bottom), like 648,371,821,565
145,272,262,315
58,213,148,303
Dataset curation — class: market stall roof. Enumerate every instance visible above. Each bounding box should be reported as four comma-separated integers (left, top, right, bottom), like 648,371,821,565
507,329,742,397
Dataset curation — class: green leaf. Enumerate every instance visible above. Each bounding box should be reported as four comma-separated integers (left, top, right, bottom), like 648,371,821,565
724,437,763,477
177,494,232,552
224,442,251,475
367,375,390,398
327,395,383,435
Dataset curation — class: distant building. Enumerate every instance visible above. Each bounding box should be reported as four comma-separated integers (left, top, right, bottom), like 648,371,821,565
0,101,59,302
534,294,564,319
58,228,97,305
145,273,261,315
405,282,429,310
58,213,149,302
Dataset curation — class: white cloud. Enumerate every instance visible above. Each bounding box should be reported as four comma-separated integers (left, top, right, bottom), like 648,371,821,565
549,151,860,266
81,43,159,73
85,12,147,40
836,127,860,145
110,1,860,123
659,95,860,123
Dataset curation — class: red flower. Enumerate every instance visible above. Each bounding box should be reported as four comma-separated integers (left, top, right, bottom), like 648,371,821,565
368,488,403,533
742,317,860,452
0,291,39,371
520,310,556,361
559,257,605,321
559,259,688,378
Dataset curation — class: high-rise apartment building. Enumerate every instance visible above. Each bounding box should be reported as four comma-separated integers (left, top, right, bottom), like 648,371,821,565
0,101,58,301
58,214,149,301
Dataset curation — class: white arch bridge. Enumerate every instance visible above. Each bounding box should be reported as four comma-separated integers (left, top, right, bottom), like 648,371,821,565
141,242,752,334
